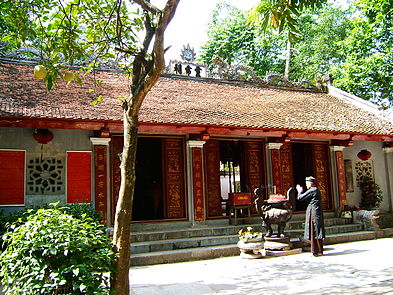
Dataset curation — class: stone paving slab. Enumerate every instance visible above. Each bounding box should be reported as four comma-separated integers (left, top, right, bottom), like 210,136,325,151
130,238,393,295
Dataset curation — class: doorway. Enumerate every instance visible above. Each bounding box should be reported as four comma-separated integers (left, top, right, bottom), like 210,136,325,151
133,138,164,221
292,143,314,211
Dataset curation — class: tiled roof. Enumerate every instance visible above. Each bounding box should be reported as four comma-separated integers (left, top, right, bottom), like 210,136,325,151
1,61,393,135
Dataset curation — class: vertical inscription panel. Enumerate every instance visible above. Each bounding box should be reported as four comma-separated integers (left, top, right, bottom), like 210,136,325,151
271,149,282,195
203,140,222,217
94,145,107,219
245,141,264,213
163,138,186,219
312,144,332,210
336,151,347,209
192,148,205,221
110,136,123,223
280,143,293,194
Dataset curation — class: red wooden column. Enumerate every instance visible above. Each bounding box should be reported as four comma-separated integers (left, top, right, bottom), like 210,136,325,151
187,140,206,222
90,137,111,223
331,145,347,211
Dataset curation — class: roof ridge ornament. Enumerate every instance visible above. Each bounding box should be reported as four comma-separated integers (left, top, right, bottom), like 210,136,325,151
211,55,319,90
0,44,121,71
180,44,196,63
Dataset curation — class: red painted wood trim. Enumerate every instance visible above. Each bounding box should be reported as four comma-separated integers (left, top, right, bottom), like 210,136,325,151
271,149,282,195
192,148,205,221
312,143,333,210
335,151,347,209
2,116,392,142
94,146,108,219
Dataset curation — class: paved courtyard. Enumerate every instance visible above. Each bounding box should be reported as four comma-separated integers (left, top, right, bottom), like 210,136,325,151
130,238,393,295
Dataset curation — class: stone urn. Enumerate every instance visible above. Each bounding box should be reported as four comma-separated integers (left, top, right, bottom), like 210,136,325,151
237,238,264,259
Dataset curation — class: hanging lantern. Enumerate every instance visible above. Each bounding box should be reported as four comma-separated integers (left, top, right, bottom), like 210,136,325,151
33,129,54,144
357,149,371,161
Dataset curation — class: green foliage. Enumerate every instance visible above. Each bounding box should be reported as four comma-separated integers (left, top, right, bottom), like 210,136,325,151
0,0,146,90
332,0,393,106
201,2,351,82
0,207,115,295
203,0,392,105
359,176,383,210
289,4,352,81
249,0,327,42
200,2,286,76
0,203,104,250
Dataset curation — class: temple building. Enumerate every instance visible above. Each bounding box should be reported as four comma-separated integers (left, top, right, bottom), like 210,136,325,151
1,54,393,229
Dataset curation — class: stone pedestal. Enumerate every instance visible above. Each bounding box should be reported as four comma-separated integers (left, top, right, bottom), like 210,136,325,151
264,236,292,251
263,236,302,257
237,240,264,259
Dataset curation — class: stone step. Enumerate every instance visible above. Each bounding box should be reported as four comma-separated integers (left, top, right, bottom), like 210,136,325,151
131,234,239,254
130,217,352,243
131,223,363,254
130,230,377,266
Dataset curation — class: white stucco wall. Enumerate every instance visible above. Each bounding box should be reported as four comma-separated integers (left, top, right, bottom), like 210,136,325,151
0,127,94,213
343,141,392,212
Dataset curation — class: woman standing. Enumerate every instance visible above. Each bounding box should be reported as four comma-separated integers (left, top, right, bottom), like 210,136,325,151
296,176,325,256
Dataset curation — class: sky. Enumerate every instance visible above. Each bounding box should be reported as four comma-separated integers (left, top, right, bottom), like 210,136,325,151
152,0,261,61
152,0,349,62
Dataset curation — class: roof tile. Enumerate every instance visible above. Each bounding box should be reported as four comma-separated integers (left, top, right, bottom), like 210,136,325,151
1,62,393,135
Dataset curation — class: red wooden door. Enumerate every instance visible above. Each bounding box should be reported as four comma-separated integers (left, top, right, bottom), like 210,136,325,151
163,138,186,219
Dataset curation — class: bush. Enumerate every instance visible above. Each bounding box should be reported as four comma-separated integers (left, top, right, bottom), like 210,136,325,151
359,176,383,210
0,203,104,250
0,207,116,295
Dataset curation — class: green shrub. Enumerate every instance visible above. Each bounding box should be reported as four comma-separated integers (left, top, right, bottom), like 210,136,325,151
359,176,383,210
0,203,104,250
61,203,105,224
0,207,116,295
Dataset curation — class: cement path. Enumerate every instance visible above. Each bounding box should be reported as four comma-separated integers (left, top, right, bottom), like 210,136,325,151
130,238,393,295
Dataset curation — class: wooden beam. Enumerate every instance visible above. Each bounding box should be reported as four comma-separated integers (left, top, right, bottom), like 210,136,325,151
2,116,392,142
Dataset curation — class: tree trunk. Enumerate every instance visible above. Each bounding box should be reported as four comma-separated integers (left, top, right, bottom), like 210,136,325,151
112,112,138,295
285,38,292,79
110,1,181,294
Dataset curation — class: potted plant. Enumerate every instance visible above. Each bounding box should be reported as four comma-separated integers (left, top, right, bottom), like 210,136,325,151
237,227,264,258
353,177,383,231
359,176,383,210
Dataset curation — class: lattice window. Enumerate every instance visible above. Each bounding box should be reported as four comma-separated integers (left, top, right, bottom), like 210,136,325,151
354,160,374,186
27,157,65,194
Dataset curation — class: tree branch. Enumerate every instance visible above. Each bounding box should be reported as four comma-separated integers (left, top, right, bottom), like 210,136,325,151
129,0,180,117
133,0,161,15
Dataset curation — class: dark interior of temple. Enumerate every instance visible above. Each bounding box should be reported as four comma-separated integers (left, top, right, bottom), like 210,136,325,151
133,137,164,221
292,143,315,211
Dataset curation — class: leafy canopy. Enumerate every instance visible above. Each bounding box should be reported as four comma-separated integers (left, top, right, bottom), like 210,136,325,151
199,2,286,76
333,0,393,106
0,0,147,90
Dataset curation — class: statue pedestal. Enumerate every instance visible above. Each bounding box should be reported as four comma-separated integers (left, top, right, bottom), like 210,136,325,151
263,236,302,257
264,236,292,251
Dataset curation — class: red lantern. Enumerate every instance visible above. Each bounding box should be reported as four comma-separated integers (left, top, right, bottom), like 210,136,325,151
33,129,54,144
357,149,371,161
